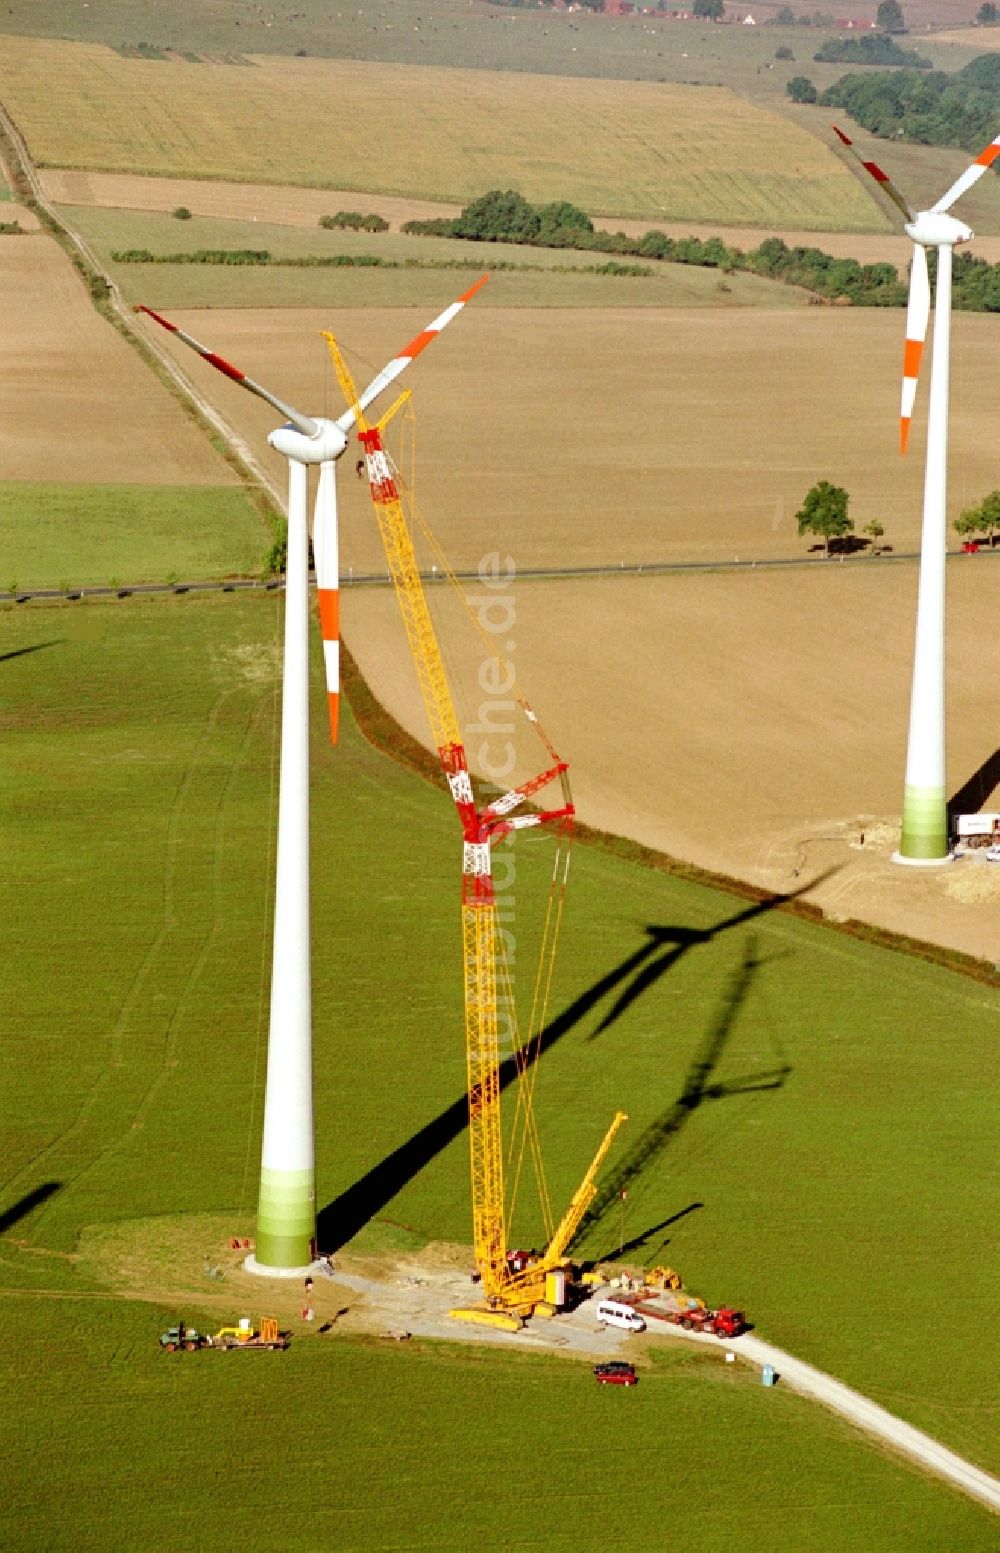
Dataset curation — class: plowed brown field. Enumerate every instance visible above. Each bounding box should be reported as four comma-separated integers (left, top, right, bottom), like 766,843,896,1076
343,564,1000,964
0,237,237,484
148,304,1000,572
141,300,1000,959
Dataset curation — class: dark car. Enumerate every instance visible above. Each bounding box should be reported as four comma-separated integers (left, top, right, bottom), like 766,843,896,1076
593,1361,637,1386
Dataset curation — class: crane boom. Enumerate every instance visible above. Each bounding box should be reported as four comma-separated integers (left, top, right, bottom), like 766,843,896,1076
323,329,623,1313
542,1109,629,1265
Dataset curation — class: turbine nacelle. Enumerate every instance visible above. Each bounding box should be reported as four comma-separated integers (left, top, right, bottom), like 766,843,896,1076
268,418,349,465
137,278,488,749
832,121,998,453
906,212,973,250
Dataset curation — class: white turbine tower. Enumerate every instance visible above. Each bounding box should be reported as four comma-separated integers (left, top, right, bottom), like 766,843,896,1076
138,279,487,1273
834,126,1000,864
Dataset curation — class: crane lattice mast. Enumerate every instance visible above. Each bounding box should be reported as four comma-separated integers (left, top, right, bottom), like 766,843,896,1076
325,333,623,1310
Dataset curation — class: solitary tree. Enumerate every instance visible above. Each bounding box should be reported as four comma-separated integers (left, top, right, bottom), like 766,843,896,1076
976,1,998,22
693,0,725,17
876,0,905,30
787,74,818,101
863,518,885,553
954,490,1000,547
796,480,853,553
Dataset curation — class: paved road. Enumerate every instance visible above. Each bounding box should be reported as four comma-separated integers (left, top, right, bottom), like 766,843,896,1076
6,546,1000,608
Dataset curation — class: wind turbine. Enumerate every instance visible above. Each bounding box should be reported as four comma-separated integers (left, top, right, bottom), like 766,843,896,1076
834,126,1000,863
137,278,488,1273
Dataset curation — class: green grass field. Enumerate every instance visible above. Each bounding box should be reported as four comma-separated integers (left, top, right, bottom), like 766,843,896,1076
0,483,270,589
0,36,884,230
3,1297,993,1553
60,205,810,311
0,594,997,1553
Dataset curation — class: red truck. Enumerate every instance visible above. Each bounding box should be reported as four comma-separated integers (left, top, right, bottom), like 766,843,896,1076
636,1298,746,1338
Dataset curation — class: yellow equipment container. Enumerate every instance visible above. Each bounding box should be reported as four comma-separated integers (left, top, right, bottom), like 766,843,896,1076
449,1307,522,1333
544,1267,567,1307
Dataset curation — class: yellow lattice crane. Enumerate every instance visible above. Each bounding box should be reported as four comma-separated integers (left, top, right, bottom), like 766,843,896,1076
324,332,626,1321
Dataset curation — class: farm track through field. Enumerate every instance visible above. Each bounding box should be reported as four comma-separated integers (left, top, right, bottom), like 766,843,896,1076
0,93,281,507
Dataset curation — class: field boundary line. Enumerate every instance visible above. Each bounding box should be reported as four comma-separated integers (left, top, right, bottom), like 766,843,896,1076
6,546,1000,604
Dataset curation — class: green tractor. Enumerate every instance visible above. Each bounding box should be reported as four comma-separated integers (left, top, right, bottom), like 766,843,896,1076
159,1321,205,1353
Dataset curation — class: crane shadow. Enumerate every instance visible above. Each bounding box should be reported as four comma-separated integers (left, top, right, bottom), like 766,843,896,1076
593,1201,704,1266
0,1182,61,1236
316,880,818,1254
583,940,791,1249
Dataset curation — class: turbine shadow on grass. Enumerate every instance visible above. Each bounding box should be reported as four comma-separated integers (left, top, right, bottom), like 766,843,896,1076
947,748,1000,825
585,939,792,1255
0,1182,61,1236
0,640,64,666
586,873,831,1041
317,880,816,1254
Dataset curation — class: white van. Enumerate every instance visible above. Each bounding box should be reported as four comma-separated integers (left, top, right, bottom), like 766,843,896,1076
595,1299,646,1333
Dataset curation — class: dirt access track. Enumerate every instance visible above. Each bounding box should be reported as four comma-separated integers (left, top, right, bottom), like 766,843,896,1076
231,1241,1000,1513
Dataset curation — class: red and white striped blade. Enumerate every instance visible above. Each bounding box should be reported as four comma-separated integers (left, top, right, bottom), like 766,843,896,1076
313,459,340,743
335,274,489,432
931,133,1000,214
135,304,318,436
832,125,914,223
900,243,930,456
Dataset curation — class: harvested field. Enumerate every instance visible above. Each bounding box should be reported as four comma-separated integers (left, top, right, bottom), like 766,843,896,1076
343,561,1000,965
68,206,809,312
146,304,1000,573
0,237,237,484
40,168,459,231
0,199,39,230
43,166,1000,262
935,26,1000,48
0,38,883,230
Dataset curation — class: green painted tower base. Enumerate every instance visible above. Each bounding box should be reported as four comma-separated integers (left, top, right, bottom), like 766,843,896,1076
245,1165,317,1276
894,785,953,865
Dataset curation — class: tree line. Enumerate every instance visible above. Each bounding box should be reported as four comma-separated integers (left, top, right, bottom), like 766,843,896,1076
794,483,1000,555
402,189,1000,310
820,53,1000,153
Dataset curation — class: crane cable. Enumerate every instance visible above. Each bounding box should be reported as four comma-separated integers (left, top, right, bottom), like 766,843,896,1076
390,406,575,1247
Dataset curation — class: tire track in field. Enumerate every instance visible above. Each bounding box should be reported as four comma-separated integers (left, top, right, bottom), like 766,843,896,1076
3,682,269,1228
51,683,275,1207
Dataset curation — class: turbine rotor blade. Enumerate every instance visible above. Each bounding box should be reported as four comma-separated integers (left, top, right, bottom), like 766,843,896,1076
313,460,340,745
900,243,930,456
135,305,319,437
931,132,1000,215
832,124,914,223
335,274,489,433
